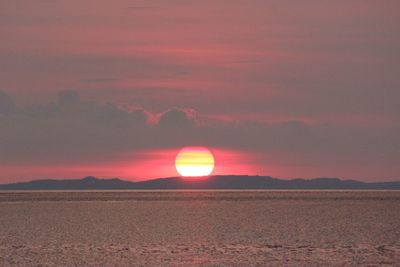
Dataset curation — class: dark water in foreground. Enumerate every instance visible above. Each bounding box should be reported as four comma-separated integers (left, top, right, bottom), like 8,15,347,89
0,191,399,266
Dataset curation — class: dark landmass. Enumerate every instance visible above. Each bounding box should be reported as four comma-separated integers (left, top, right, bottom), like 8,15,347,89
0,175,399,190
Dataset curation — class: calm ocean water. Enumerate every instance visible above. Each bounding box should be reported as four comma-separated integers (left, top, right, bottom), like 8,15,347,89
0,190,399,266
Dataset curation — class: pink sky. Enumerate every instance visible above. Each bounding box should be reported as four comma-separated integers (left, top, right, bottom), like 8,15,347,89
0,0,399,182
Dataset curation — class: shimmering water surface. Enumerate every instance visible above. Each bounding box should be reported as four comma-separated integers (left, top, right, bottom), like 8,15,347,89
0,190,399,266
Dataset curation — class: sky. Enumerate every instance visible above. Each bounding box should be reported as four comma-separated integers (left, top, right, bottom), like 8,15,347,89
0,0,399,182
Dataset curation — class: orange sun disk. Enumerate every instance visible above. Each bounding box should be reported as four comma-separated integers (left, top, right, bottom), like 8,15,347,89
175,147,215,177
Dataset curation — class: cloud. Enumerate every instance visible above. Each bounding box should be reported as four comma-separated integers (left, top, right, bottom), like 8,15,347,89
0,91,16,114
158,108,195,128
0,91,151,163
0,90,399,180
58,90,80,106
79,78,118,84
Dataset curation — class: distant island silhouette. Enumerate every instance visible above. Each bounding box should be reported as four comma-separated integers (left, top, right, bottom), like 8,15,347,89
0,175,399,190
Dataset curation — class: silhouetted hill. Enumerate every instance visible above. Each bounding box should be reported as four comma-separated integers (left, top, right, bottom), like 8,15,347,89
0,176,134,190
1,175,400,190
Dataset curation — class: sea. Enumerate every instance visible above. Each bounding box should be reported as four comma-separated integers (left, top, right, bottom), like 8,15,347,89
0,190,399,266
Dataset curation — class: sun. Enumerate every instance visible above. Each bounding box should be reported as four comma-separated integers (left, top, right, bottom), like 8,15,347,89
175,147,215,177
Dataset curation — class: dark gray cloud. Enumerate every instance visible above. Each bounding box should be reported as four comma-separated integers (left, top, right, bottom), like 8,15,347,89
0,91,398,180
158,108,195,128
58,90,80,106
0,91,16,114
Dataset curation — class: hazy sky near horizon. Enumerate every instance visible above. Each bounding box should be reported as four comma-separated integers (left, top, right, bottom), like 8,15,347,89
0,0,399,182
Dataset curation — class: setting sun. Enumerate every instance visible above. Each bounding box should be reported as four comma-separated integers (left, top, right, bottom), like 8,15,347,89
175,147,215,177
